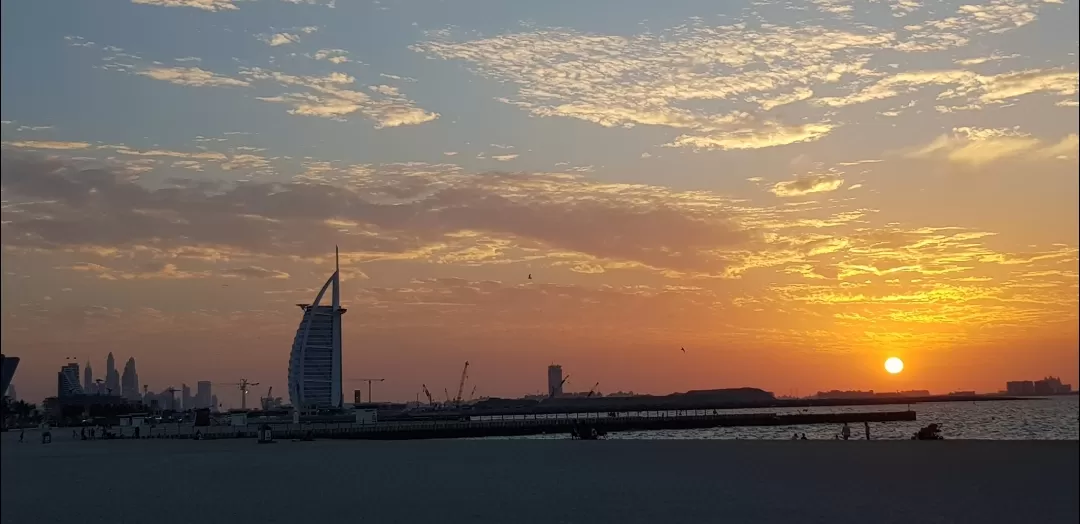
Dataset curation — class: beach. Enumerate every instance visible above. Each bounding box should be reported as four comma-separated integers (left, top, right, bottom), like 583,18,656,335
2,435,1077,524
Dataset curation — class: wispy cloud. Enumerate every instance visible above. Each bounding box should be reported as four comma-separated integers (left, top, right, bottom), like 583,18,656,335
908,127,1077,165
770,173,845,197
243,68,439,127
131,0,238,12
138,66,251,88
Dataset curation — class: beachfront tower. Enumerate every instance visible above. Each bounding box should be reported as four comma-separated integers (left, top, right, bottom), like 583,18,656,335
547,364,564,397
288,247,347,410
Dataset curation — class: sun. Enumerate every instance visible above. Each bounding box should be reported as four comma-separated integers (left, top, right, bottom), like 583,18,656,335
884,357,905,374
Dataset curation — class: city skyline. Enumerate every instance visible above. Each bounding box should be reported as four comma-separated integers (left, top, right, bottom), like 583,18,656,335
2,0,1078,404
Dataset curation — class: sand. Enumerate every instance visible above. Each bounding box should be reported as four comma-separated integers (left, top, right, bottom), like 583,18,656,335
2,433,1077,524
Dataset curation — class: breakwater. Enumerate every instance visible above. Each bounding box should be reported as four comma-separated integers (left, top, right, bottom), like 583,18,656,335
131,409,916,441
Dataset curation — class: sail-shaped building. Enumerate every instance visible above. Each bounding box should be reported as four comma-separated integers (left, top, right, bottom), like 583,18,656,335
288,248,347,410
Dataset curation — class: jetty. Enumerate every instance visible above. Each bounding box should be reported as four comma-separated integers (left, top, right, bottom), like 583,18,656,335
127,409,915,441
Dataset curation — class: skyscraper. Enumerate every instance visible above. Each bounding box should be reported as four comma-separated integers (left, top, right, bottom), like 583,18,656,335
182,383,192,410
0,354,19,400
83,362,94,394
105,352,120,395
547,364,564,397
196,381,212,409
57,363,83,398
121,357,139,401
288,247,346,409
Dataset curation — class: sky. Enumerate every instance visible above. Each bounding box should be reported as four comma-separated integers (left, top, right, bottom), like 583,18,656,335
2,0,1078,406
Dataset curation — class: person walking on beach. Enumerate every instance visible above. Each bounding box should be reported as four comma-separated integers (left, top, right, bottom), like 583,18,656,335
864,422,871,440
841,423,851,440
19,428,25,443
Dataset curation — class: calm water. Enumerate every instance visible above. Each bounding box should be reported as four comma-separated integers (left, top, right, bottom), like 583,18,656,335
508,396,1080,440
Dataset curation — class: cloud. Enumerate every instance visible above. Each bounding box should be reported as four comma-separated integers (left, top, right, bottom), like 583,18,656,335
413,24,888,149
2,140,92,150
668,123,835,151
138,66,251,88
219,266,290,279
907,127,1076,166
770,173,845,197
243,68,439,127
131,0,238,11
65,261,208,280
1,153,767,276
262,33,300,46
954,53,1019,66
310,49,352,64
491,154,519,162
814,68,1078,109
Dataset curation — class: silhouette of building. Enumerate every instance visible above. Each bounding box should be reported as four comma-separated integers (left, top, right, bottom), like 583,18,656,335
547,365,564,397
57,363,84,398
121,357,140,401
1007,381,1036,396
0,354,19,400
211,394,219,412
182,383,192,410
83,362,94,394
288,248,346,410
197,381,212,409
1008,377,1072,396
105,352,120,395
5,384,16,401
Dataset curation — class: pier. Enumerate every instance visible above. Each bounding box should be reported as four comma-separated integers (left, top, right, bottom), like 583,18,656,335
125,409,916,441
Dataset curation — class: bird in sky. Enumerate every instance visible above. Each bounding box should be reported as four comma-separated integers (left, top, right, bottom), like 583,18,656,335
528,274,532,280
680,347,686,353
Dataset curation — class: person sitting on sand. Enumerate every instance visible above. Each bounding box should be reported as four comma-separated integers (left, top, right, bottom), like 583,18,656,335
800,433,807,440
792,433,799,440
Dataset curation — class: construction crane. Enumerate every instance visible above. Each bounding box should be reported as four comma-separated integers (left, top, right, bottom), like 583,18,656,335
346,378,385,403
469,385,477,401
421,384,435,406
587,382,600,398
549,375,570,399
215,379,260,410
260,386,275,411
444,388,451,404
454,361,470,406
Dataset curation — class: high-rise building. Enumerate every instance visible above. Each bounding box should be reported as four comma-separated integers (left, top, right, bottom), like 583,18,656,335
197,381,212,409
211,394,219,412
6,384,17,401
83,362,94,393
58,363,84,397
105,352,120,395
547,364,564,397
288,248,346,409
121,357,139,400
0,354,19,400
182,383,192,410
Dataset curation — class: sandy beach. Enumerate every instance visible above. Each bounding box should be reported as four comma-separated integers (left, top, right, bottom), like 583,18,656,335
2,435,1077,524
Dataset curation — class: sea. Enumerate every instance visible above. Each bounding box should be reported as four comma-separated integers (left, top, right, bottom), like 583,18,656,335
509,396,1080,440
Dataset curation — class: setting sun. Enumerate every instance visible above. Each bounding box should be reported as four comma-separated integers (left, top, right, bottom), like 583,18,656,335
885,357,905,374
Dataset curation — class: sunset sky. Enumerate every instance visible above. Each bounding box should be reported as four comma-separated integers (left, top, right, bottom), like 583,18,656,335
2,0,1077,406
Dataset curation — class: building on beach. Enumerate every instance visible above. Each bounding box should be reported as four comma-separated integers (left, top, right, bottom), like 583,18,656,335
1,354,19,399
288,248,347,410
547,365,564,397
57,363,84,398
